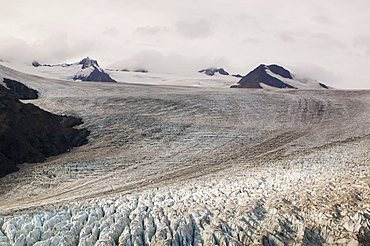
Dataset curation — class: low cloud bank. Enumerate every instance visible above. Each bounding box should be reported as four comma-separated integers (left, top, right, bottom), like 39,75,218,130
108,50,231,74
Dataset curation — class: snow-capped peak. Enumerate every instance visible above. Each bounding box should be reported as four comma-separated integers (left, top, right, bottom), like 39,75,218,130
231,64,331,89
30,57,116,82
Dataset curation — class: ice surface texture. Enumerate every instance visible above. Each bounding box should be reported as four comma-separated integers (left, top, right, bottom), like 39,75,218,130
0,64,370,245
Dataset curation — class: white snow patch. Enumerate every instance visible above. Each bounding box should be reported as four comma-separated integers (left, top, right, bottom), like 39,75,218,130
265,67,329,89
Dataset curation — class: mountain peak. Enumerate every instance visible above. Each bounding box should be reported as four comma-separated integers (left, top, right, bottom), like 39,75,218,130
79,57,100,69
31,57,116,82
231,64,329,89
73,57,115,82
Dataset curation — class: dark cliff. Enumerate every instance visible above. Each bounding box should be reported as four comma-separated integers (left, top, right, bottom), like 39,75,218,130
0,79,90,178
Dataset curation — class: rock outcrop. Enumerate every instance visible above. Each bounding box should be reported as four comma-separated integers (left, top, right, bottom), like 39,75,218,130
198,67,230,76
1,78,39,99
231,64,295,89
0,79,90,178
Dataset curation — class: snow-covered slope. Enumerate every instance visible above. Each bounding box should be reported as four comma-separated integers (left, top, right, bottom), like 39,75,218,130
107,69,239,88
232,64,331,89
1,60,239,88
29,57,116,82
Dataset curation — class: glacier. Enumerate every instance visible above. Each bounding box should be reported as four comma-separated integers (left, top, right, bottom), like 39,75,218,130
0,63,370,245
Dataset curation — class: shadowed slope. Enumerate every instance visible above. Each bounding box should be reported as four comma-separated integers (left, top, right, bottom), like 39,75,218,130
0,79,89,177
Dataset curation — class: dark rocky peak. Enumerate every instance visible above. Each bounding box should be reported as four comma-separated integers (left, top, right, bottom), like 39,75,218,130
79,57,100,69
231,64,295,89
198,67,230,76
266,64,293,79
231,64,330,89
249,64,292,79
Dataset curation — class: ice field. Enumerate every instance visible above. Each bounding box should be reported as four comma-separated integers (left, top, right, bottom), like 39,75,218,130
0,64,370,245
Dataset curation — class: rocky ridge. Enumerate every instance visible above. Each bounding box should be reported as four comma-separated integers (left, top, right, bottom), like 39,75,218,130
198,67,243,78
0,78,38,100
32,57,116,82
0,78,90,178
198,67,230,76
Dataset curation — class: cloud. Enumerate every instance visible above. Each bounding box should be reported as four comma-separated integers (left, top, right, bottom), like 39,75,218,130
353,34,370,57
310,33,346,49
0,32,97,64
108,49,231,73
0,0,370,88
103,27,119,37
176,19,212,39
134,26,168,36
287,62,341,87
33,32,97,63
242,37,260,43
108,50,190,72
312,14,336,25
277,31,296,42
0,37,33,62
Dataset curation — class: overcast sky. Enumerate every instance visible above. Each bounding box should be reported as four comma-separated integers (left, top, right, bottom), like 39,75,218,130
0,0,369,88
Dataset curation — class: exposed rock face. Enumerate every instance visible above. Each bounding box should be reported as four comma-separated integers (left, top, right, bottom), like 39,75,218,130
231,64,330,89
231,64,296,89
0,80,89,178
319,82,329,89
267,64,293,79
232,74,243,78
73,66,116,82
31,60,41,67
199,67,230,76
79,57,99,69
1,78,38,99
73,57,116,82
